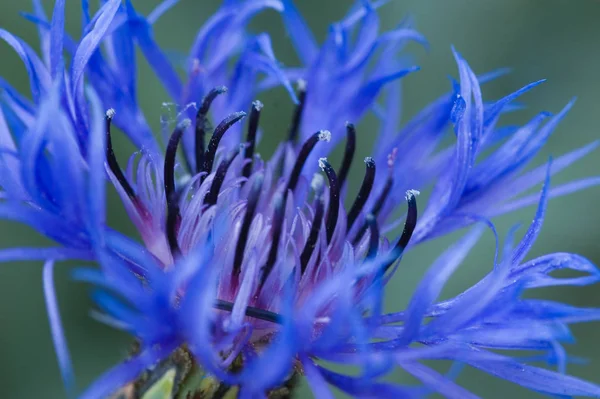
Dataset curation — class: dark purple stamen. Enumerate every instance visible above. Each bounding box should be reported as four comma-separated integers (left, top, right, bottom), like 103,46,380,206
381,191,418,274
259,193,286,289
202,111,247,177
319,158,340,244
337,122,356,189
352,174,394,246
285,130,331,193
195,86,228,174
164,120,190,207
287,80,307,143
204,148,240,207
214,299,281,324
164,119,191,256
242,101,263,179
300,179,325,274
105,110,136,199
232,173,264,278
346,157,376,232
396,192,418,251
365,214,379,260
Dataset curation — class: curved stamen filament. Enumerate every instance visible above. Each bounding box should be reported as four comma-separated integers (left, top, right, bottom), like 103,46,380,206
105,110,136,199
300,177,326,275
204,148,240,207
164,120,192,256
337,122,356,189
383,190,418,273
202,111,247,176
352,174,394,246
287,79,307,143
319,158,340,244
242,100,263,179
232,173,264,279
346,157,376,232
259,193,286,289
285,130,331,193
195,86,228,174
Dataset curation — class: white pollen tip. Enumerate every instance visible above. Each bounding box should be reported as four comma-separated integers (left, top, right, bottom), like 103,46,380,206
297,79,307,91
364,156,374,164
106,108,116,118
318,157,328,170
311,173,325,191
252,100,264,111
318,130,331,142
179,118,192,129
405,189,421,200
345,121,353,128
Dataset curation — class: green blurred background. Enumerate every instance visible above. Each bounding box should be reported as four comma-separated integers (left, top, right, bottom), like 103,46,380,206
0,0,599,398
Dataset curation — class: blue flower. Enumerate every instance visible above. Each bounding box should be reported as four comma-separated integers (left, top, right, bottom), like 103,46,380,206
1,0,600,398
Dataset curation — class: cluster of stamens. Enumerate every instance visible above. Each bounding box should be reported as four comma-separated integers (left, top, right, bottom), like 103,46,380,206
104,84,418,325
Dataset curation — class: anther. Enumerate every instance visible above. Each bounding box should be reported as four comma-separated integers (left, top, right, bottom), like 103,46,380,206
346,157,376,232
202,111,246,176
242,100,263,179
204,147,240,207
383,190,418,273
259,193,286,289
164,119,191,256
232,173,264,278
286,130,331,193
319,158,340,244
195,86,227,174
287,79,307,143
105,109,136,199
337,122,356,189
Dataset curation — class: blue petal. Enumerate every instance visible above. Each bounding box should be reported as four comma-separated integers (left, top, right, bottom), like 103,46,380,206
0,247,92,262
349,65,420,118
43,260,75,397
80,0,90,28
71,0,121,103
301,357,335,399
147,0,180,25
79,344,178,399
0,106,23,197
0,204,87,246
30,0,51,67
281,0,318,64
465,352,600,397
510,161,550,265
483,79,546,128
246,34,298,104
398,227,483,345
0,29,51,102
515,300,600,324
400,361,480,399
49,0,65,78
511,252,600,289
318,366,422,398
495,176,600,218
84,87,106,246
125,0,182,100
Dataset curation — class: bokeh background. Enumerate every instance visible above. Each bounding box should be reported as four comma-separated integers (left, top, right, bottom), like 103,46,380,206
0,0,599,398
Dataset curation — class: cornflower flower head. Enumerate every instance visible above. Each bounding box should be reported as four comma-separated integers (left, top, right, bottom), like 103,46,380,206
1,0,600,398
